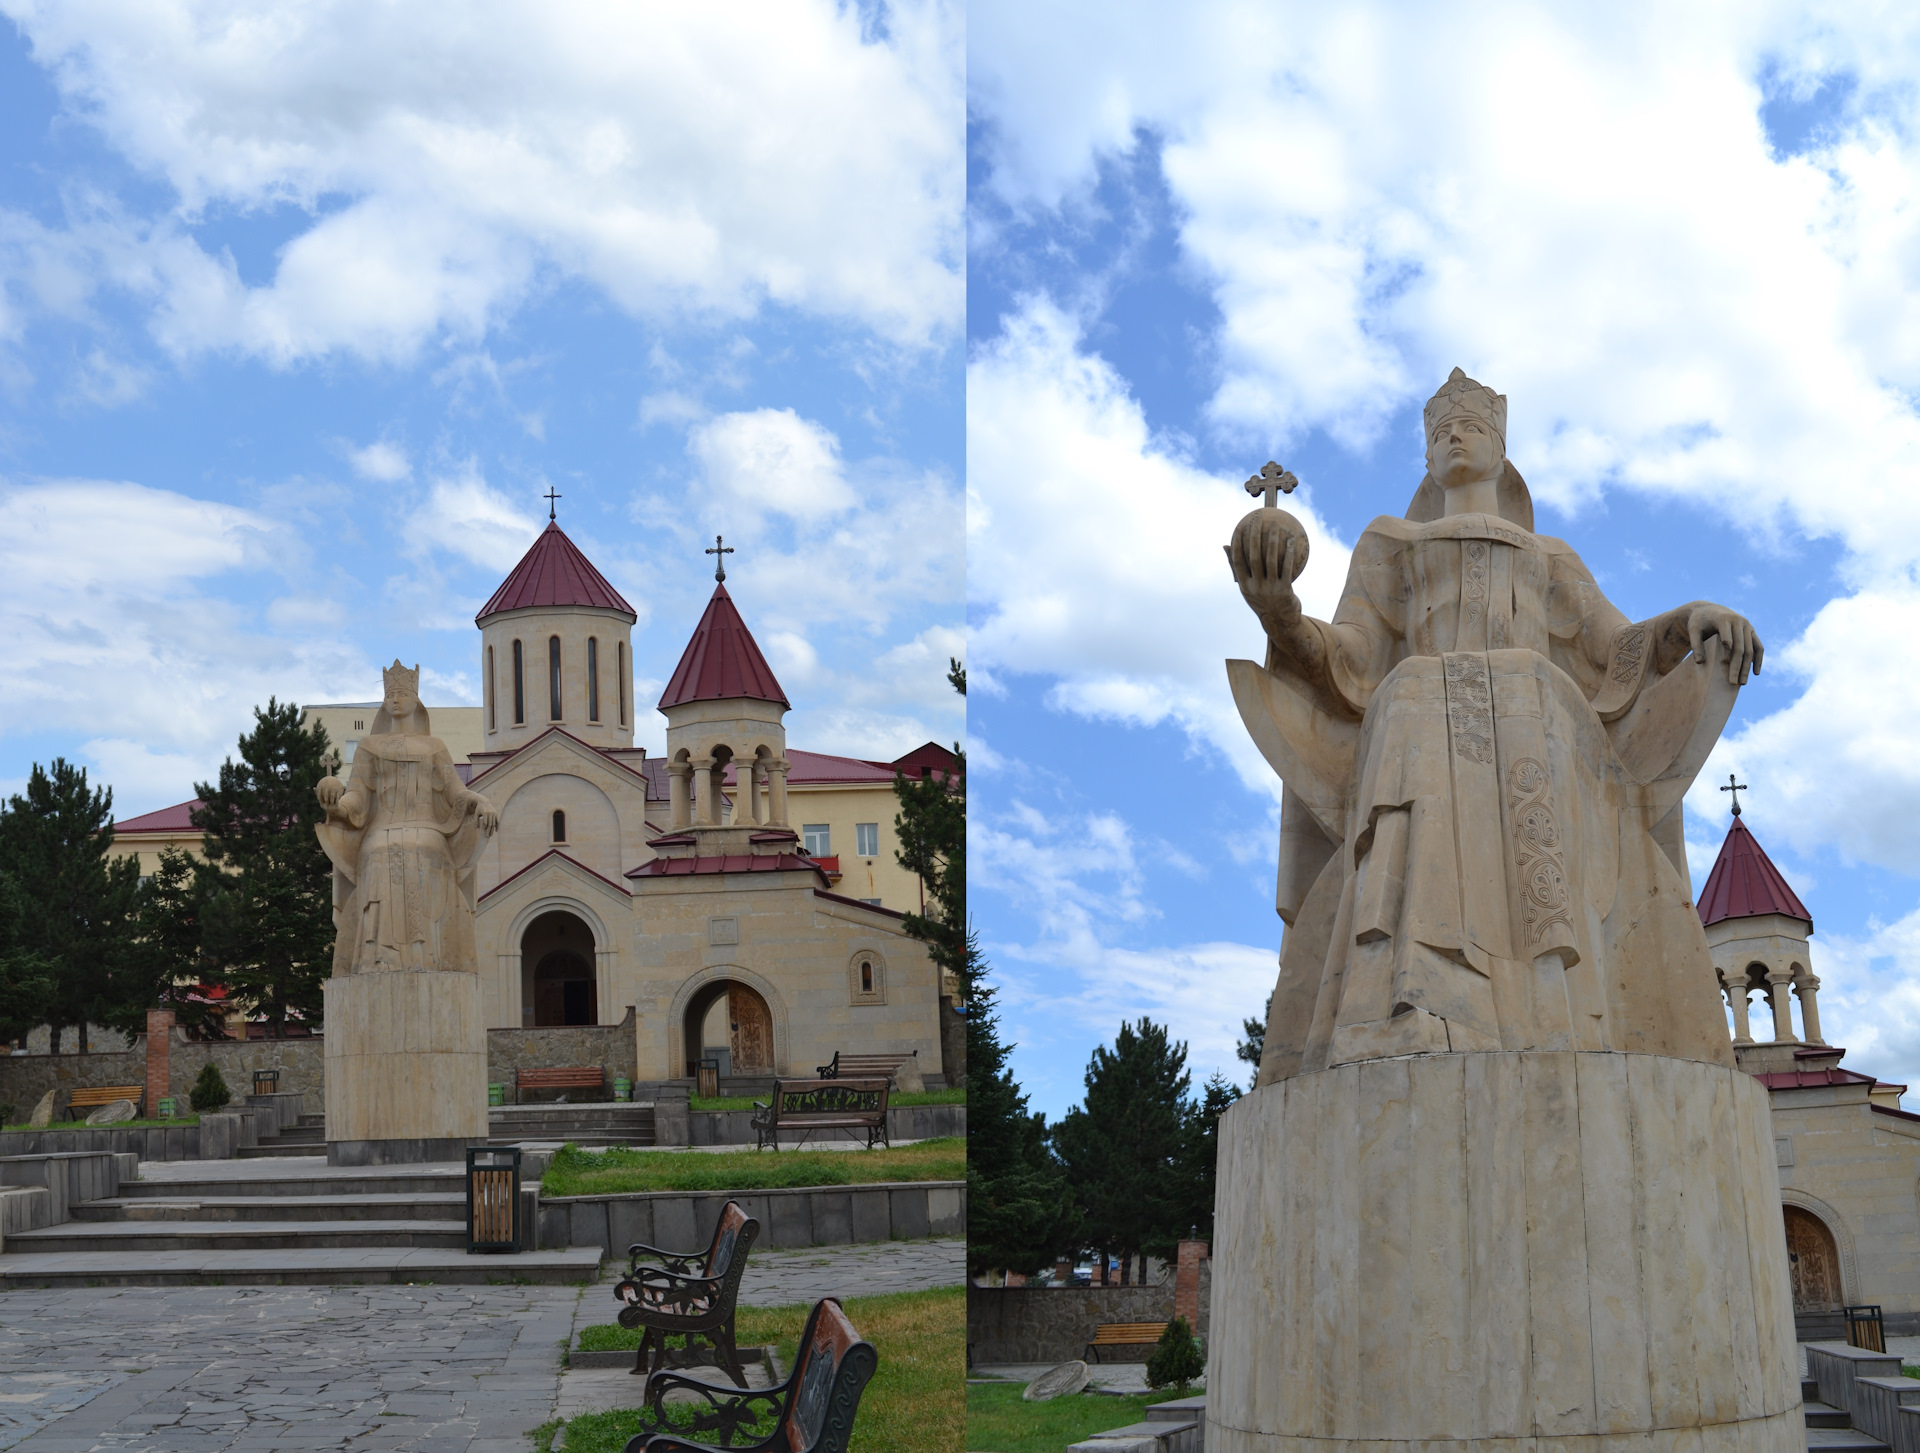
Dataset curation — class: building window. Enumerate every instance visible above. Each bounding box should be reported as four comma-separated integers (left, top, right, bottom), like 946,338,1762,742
342,742,357,763
548,637,563,721
618,642,627,725
803,824,831,856
353,719,365,731
849,953,885,1005
552,809,566,843
859,897,883,906
512,640,525,724
485,646,496,731
588,637,600,722
861,961,873,994
855,822,879,857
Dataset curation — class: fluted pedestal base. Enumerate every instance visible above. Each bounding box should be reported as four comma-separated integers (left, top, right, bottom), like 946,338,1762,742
324,970,487,1166
1208,1051,1800,1453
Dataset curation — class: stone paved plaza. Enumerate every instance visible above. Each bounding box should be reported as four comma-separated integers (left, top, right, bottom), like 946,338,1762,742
0,1238,964,1451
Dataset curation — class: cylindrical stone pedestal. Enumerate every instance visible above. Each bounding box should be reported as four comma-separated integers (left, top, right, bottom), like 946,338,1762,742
1208,1051,1801,1453
324,970,488,1166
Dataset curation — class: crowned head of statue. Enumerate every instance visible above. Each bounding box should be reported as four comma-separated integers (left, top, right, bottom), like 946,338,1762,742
381,660,422,723
1423,367,1508,492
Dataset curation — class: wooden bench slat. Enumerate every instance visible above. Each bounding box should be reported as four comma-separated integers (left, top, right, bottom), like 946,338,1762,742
69,1087,142,1108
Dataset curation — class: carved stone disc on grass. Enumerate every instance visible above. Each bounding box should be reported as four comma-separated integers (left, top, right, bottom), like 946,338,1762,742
85,1099,137,1125
1023,1360,1090,1401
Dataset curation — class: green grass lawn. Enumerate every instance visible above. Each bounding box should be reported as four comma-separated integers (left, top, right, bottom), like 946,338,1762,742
554,1287,962,1453
965,1380,1190,1453
688,1087,966,1113
540,1137,965,1197
2,1115,201,1131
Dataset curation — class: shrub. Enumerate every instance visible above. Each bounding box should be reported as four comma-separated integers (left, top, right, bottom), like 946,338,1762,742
188,1061,232,1112
1146,1316,1205,1392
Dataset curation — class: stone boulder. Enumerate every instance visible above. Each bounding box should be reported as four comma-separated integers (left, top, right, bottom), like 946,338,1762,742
85,1099,138,1126
27,1089,60,1128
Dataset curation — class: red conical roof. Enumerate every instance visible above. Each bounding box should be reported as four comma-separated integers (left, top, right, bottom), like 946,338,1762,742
658,583,789,710
476,522,635,622
1698,815,1812,927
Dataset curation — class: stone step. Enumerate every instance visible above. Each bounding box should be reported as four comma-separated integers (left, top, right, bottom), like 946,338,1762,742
118,1171,468,1198
237,1143,329,1158
0,1245,601,1287
1807,1379,1824,1403
8,1218,474,1254
275,1126,325,1142
73,1193,467,1223
1807,1430,1890,1453
1805,1401,1853,1430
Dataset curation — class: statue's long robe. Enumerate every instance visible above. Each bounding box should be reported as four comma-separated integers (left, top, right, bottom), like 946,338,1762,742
1252,511,1735,1082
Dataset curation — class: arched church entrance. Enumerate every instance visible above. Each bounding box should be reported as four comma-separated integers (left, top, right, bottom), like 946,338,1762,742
682,979,775,1078
1784,1205,1843,1312
521,910,598,1027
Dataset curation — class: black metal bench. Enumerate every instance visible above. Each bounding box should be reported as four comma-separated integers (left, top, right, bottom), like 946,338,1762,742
750,1078,890,1152
623,1296,879,1453
613,1200,760,1387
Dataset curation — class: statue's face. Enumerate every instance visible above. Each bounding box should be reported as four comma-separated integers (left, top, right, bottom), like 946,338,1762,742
383,680,420,719
1426,412,1502,487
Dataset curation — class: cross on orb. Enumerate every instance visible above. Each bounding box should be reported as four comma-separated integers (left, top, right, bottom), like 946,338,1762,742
706,534,734,583
543,484,562,521
1721,772,1748,817
1244,461,1299,509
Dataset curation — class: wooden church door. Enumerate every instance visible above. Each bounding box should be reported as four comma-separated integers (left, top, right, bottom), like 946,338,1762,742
728,985,773,1075
1784,1205,1842,1312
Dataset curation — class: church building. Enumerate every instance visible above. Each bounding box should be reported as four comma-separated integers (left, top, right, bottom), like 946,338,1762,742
1703,796,1920,1335
110,520,955,1085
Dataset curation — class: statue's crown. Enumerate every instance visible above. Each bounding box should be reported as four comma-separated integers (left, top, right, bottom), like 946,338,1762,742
1424,366,1506,445
383,660,419,692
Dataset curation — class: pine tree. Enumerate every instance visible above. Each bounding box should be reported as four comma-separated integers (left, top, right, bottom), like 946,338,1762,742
188,1060,232,1112
1235,993,1270,1089
964,928,1078,1277
0,759,143,1052
1179,1070,1241,1239
1146,1316,1206,1391
194,700,335,1036
0,874,54,1047
118,848,226,1040
1053,1017,1194,1276
893,658,967,995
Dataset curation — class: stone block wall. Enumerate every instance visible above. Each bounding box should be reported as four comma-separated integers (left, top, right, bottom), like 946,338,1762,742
486,1007,639,1099
0,1036,326,1120
966,1269,1212,1365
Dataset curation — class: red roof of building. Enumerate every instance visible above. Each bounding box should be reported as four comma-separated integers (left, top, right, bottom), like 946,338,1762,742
1697,815,1812,928
1753,1067,1876,1091
628,853,823,879
885,741,962,780
114,798,203,834
657,584,789,710
476,521,635,622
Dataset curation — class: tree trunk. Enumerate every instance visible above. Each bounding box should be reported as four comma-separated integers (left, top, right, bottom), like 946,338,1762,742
78,1022,89,1054
48,1024,62,1055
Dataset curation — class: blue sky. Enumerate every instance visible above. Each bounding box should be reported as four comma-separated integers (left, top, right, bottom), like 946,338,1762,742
968,4,1920,1121
0,2,963,819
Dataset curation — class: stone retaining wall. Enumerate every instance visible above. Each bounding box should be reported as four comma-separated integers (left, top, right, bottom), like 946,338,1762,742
538,1179,964,1256
0,1150,136,1232
0,1037,326,1119
966,1271,1213,1365
488,1010,639,1101
687,1102,966,1146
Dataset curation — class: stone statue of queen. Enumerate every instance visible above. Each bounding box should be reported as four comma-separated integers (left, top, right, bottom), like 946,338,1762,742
1229,368,1762,1079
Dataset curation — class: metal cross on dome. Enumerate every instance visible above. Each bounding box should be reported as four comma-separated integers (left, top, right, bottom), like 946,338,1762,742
1721,772,1748,817
706,534,734,583
543,484,562,521
1244,461,1299,509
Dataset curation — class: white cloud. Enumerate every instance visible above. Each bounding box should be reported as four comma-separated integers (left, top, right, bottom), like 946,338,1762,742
402,468,541,572
348,441,410,483
0,479,371,812
967,297,1350,793
689,408,857,518
1,0,962,361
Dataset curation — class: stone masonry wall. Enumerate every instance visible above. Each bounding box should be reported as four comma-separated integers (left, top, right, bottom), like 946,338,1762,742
966,1267,1213,1365
486,1007,638,1100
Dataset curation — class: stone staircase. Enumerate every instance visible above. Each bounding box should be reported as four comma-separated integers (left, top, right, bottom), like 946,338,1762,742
1805,1374,1890,1452
0,1159,599,1287
486,1101,656,1146
237,1111,327,1158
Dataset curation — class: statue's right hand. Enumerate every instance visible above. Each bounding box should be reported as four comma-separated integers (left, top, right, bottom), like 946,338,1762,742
1227,509,1306,633
316,775,345,810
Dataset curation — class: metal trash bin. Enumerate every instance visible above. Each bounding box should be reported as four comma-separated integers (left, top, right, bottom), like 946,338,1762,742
1846,1303,1886,1352
696,1058,719,1100
466,1146,522,1254
252,1069,279,1096
157,1097,177,1119
487,1083,505,1107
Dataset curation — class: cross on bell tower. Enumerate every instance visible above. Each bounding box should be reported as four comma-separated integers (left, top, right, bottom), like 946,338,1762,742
706,534,734,583
1721,772,1748,816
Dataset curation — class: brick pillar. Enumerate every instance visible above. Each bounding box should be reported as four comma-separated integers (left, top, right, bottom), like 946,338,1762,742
1055,1256,1073,1286
145,1009,174,1115
1174,1239,1208,1328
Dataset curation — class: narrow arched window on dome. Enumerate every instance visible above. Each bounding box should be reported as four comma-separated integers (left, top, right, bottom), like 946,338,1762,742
552,809,567,843
618,641,628,725
512,640,525,725
486,645,496,732
861,961,874,994
588,637,600,722
549,636,563,721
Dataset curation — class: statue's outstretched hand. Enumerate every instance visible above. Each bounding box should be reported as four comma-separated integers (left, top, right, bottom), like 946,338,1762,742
1687,604,1764,685
316,775,345,811
471,795,499,835
1228,510,1306,639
